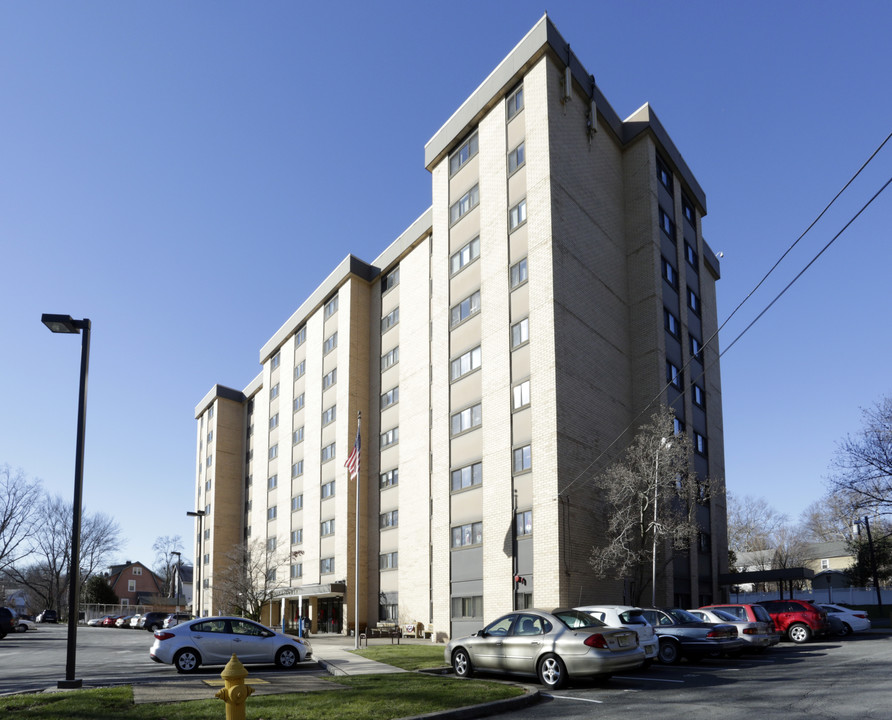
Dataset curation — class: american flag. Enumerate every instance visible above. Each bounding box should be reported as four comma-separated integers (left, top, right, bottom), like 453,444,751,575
345,412,361,480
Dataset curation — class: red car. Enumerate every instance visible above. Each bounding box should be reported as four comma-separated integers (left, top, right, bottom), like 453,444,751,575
756,599,830,643
101,615,123,627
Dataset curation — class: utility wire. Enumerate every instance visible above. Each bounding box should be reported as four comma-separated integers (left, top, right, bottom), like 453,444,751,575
558,131,892,499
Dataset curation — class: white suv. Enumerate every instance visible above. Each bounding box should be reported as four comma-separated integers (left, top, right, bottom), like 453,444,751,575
575,605,659,667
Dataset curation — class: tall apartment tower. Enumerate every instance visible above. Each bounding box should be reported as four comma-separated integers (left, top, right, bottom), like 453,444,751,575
193,15,727,639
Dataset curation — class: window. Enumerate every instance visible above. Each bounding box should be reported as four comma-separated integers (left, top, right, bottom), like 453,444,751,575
205,503,211,516
685,242,698,269
322,405,336,426
208,404,214,419
379,602,399,621
380,427,399,448
699,532,711,552
321,519,335,536
291,563,303,579
291,528,303,544
380,387,399,410
509,198,527,231
379,551,399,570
268,474,278,490
662,257,678,289
269,413,279,430
128,579,136,592
450,236,480,275
207,430,213,443
380,468,399,489
323,332,338,355
451,522,483,548
382,266,400,293
295,326,307,346
820,558,830,570
451,462,482,491
380,510,399,529
321,480,335,499
292,460,303,477
659,207,675,240
687,288,701,316
270,383,280,400
322,368,337,391
205,478,212,492
516,510,533,536
508,141,525,173
271,352,280,370
131,566,142,576
690,335,703,362
513,380,531,410
268,444,278,460
292,393,305,412
451,291,481,327
245,474,252,487
513,445,532,473
267,506,277,521
381,346,399,371
291,495,303,511
203,553,210,565
294,359,306,379
450,184,479,225
673,416,686,435
451,404,482,435
666,361,683,389
449,131,479,175
693,384,705,408
206,455,213,467
451,346,481,381
320,557,334,574
245,499,251,512
511,317,529,348
293,426,304,445
324,295,338,318
682,193,696,225
321,442,336,462
664,309,680,338
510,258,528,288
266,537,277,551
694,432,708,456
507,85,524,119
656,154,673,192
381,307,400,333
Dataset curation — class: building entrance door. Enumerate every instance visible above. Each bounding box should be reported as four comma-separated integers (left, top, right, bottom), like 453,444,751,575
317,597,342,634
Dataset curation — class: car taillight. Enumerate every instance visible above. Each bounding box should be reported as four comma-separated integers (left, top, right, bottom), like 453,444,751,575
584,634,608,649
154,632,175,641
707,627,736,639
743,628,757,635
855,613,868,619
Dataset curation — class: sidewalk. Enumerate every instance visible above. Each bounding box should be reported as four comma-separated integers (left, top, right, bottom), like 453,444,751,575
309,633,411,676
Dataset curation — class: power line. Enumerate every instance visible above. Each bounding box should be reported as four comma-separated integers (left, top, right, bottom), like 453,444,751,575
558,131,892,499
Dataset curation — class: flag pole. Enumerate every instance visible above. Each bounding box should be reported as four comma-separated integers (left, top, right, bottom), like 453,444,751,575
353,411,361,649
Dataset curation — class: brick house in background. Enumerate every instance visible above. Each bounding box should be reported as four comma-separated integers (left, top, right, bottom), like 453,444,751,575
106,561,163,606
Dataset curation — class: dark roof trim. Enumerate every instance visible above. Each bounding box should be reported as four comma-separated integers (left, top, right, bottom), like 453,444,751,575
194,384,246,418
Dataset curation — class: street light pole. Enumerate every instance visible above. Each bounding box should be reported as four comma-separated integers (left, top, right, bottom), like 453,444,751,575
42,313,91,690
187,510,206,616
171,551,182,613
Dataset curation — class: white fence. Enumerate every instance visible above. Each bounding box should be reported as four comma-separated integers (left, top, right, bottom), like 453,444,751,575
729,586,892,607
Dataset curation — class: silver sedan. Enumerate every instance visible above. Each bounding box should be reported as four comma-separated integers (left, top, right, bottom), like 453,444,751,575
445,608,645,689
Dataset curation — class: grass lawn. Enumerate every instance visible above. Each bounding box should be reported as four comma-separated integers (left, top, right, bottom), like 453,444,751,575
0,674,524,720
352,643,448,670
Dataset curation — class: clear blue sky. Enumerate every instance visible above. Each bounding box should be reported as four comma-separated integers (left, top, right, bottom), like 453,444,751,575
2,1,890,569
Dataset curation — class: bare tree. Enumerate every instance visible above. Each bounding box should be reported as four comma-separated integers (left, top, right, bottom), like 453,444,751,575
799,495,856,543
212,540,299,620
828,395,892,517
726,494,788,554
589,407,705,606
8,495,123,613
0,465,42,573
152,535,184,597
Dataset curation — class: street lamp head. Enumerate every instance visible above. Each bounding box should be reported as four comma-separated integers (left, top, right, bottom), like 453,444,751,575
187,510,207,518
42,314,88,334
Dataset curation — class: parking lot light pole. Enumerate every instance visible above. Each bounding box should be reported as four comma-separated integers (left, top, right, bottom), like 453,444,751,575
42,313,91,690
187,510,206,616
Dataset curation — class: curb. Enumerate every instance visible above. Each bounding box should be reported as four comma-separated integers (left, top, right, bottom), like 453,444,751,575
398,684,540,720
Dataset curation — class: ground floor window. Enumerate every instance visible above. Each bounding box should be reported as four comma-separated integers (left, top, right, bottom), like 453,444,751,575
451,595,483,620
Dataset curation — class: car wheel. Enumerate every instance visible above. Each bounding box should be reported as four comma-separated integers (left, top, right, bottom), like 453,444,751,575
276,646,299,669
174,648,201,673
16,623,28,633
658,639,681,665
452,648,473,678
537,654,567,690
787,623,812,644
839,623,852,637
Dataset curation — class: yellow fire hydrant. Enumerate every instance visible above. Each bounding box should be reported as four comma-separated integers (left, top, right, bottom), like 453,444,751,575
215,654,255,720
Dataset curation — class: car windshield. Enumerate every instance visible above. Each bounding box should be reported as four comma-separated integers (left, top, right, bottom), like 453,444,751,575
553,610,606,629
712,610,738,622
618,611,648,625
752,605,773,623
666,608,701,623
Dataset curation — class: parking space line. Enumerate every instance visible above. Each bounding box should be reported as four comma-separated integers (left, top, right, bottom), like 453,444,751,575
543,694,603,703
613,675,684,683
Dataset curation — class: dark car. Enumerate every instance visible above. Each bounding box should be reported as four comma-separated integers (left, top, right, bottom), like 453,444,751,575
141,611,172,632
0,607,16,639
640,608,744,664
36,609,58,623
756,599,830,644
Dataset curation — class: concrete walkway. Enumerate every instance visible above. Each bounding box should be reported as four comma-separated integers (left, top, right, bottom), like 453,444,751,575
310,634,412,676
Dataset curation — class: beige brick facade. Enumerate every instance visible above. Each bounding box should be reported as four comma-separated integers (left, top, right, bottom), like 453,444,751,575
193,15,727,639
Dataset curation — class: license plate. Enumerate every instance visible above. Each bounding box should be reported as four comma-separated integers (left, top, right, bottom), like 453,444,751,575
618,635,631,647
